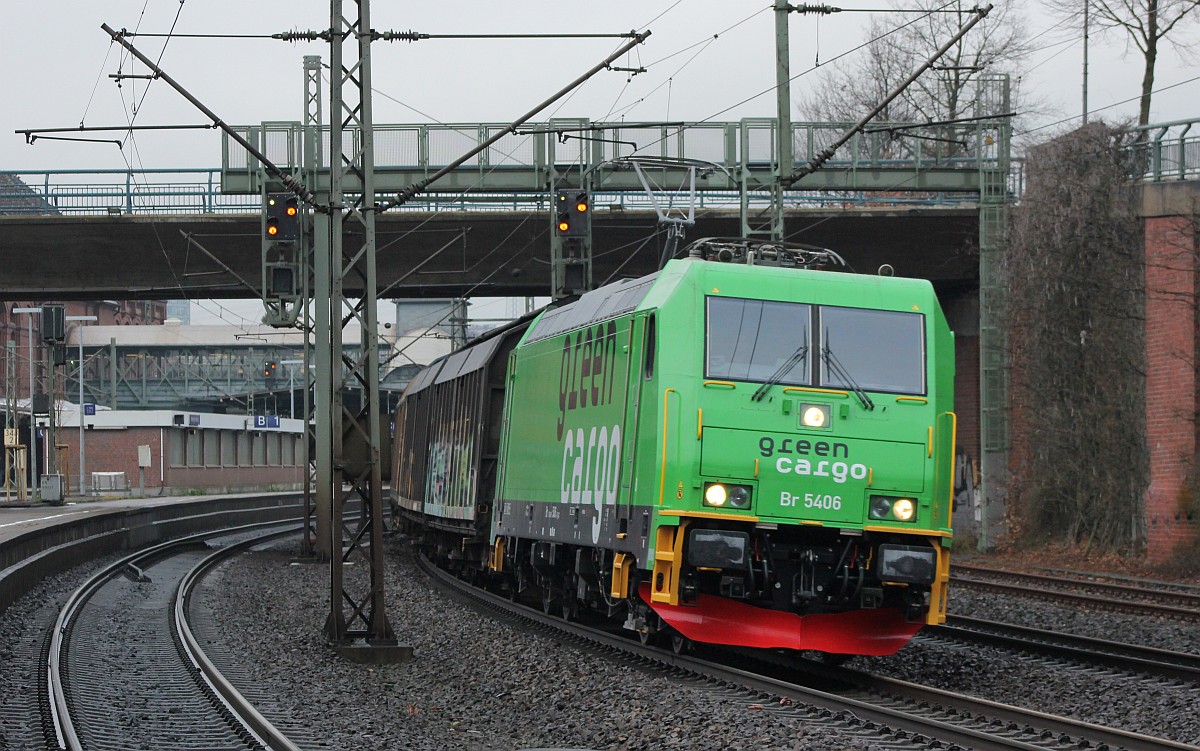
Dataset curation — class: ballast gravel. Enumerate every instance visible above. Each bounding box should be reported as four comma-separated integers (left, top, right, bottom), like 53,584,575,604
197,539,1200,750
196,541,882,751
2,539,1197,750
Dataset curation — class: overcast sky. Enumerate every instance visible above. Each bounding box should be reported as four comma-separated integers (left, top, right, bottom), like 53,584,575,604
5,1,1197,325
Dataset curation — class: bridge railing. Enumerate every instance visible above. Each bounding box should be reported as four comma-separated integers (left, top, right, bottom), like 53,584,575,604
1130,118,1200,182
224,117,1005,189
5,118,1192,218
0,169,254,216
0,170,989,216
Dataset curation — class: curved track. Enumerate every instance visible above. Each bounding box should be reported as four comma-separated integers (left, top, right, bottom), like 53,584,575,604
418,555,1196,751
46,524,303,751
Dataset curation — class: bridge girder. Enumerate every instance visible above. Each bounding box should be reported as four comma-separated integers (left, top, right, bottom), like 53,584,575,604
0,207,979,301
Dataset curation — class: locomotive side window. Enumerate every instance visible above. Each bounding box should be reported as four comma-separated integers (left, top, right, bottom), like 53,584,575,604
819,307,925,395
643,314,656,379
706,297,812,385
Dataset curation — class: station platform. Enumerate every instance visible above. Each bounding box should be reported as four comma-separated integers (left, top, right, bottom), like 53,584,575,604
0,494,283,549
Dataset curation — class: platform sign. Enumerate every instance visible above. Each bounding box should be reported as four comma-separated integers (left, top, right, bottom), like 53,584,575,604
4,428,17,447
84,404,96,416
253,415,281,429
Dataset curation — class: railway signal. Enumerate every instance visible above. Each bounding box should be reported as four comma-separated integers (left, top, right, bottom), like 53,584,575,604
554,190,589,237
261,189,304,328
264,193,300,242
263,360,277,381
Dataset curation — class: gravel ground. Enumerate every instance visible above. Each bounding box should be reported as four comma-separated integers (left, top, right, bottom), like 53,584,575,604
859,588,1200,746
197,540,887,751
3,539,1197,751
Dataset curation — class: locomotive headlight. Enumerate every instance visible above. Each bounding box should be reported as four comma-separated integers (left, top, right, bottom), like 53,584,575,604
799,403,830,429
869,495,892,520
728,486,751,509
704,483,753,510
869,495,917,522
704,483,728,507
891,498,916,521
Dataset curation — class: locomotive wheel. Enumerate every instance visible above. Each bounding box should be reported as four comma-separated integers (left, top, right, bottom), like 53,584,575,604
669,632,690,655
637,614,664,646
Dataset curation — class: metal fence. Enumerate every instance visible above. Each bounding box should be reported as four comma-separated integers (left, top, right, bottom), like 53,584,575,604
2,117,1193,217
1130,118,1200,182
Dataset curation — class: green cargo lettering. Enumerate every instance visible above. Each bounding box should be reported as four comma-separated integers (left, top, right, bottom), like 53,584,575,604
557,321,619,440
560,423,623,544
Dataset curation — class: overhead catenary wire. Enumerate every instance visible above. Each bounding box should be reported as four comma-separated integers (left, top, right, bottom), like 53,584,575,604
783,3,994,185
101,23,315,206
60,5,1005,335
378,30,651,212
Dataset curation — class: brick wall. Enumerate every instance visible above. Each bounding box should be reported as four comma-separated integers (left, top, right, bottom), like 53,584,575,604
1143,215,1199,560
51,426,163,494
53,426,302,496
954,334,980,463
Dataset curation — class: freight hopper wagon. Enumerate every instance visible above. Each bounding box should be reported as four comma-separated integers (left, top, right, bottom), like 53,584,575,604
391,238,956,656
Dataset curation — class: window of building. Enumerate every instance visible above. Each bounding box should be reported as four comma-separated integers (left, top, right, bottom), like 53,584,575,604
203,430,219,466
252,433,266,465
187,430,203,466
168,429,186,467
221,431,236,466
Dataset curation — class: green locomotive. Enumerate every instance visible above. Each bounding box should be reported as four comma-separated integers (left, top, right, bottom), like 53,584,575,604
392,238,955,655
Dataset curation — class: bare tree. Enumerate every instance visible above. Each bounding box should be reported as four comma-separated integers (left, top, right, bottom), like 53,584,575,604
1046,0,1200,126
798,0,1036,126
1004,123,1148,553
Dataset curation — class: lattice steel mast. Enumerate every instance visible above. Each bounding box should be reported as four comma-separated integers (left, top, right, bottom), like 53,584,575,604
321,0,403,658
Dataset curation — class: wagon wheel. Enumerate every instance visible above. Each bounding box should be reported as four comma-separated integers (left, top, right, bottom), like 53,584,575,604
541,585,556,614
507,570,527,602
559,574,580,621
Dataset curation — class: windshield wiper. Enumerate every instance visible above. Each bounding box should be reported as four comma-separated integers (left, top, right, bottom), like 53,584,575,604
822,339,875,411
751,331,808,402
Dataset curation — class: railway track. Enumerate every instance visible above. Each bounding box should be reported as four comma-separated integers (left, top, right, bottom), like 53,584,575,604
936,614,1200,684
951,564,1200,620
44,523,304,751
418,555,1197,751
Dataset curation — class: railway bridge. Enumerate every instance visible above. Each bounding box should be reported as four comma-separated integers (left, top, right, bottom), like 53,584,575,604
2,115,1198,560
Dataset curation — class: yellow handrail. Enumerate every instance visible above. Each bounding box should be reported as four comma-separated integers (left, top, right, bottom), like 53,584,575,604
659,388,677,506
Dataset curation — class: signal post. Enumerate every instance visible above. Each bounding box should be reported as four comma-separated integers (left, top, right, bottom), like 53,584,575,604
550,187,592,300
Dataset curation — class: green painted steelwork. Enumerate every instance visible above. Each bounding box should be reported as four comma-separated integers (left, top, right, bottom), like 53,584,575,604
222,118,1008,197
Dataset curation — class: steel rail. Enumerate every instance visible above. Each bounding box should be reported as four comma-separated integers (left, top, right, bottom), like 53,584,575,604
175,529,304,751
939,615,1200,683
415,554,1193,751
951,573,1200,621
953,563,1200,607
46,521,300,751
